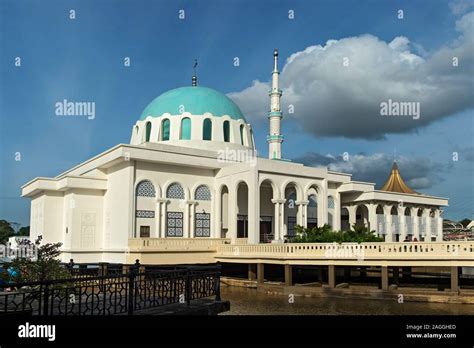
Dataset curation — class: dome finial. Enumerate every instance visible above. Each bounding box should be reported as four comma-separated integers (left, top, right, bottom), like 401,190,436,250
192,59,198,86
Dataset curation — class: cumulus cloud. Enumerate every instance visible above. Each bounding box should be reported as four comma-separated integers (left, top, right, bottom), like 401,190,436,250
228,11,474,139
449,0,474,15
293,152,449,190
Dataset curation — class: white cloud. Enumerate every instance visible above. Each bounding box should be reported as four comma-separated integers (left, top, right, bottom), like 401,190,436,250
449,0,474,16
293,152,449,190
228,12,474,139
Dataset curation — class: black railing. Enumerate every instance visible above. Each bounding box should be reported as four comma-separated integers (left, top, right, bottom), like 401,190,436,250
0,263,221,315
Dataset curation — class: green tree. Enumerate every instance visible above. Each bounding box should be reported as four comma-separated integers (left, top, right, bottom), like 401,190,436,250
10,236,71,282
459,218,471,228
17,226,30,236
0,220,15,244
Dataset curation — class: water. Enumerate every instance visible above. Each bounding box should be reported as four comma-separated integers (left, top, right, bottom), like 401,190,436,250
220,286,474,315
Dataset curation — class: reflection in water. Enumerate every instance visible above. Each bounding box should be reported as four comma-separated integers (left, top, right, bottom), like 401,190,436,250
220,286,474,315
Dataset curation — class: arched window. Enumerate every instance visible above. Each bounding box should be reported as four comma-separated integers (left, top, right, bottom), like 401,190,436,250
203,119,212,140
239,125,245,145
161,119,170,141
223,121,230,142
166,183,185,199
180,117,191,140
249,129,254,148
136,180,156,197
145,122,152,142
195,185,211,201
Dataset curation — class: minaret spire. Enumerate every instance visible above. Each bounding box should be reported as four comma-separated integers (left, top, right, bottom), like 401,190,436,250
192,59,198,86
267,49,283,159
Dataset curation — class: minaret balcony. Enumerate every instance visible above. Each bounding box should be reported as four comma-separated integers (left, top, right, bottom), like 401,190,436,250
267,134,284,142
267,111,283,118
268,89,283,96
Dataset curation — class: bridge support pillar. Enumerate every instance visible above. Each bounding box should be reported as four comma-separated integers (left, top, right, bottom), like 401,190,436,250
328,265,336,288
257,263,265,284
450,266,459,292
381,266,389,291
248,264,257,281
284,264,293,286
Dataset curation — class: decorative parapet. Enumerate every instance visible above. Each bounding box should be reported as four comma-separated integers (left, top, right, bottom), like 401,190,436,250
128,238,231,251
215,241,474,264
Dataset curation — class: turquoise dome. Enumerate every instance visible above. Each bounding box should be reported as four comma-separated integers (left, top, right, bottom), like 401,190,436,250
140,86,246,121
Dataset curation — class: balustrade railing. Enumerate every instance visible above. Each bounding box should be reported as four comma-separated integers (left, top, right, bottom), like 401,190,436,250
129,238,231,250
216,242,474,260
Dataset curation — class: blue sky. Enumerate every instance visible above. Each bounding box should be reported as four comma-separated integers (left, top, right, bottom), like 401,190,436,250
0,0,473,227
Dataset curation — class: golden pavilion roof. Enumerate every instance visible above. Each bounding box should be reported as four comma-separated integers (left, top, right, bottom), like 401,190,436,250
380,162,418,194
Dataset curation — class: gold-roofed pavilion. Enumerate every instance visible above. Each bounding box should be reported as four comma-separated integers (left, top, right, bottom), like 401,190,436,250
380,161,418,194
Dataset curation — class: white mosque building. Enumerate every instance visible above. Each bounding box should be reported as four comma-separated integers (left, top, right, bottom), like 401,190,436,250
21,50,448,263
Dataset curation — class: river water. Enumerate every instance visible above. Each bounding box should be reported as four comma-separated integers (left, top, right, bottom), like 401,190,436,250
220,286,474,315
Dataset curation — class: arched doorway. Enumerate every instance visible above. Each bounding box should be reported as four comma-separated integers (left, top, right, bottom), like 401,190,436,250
237,182,249,239
356,205,369,228
283,183,299,238
259,179,276,243
307,194,318,228
341,207,350,231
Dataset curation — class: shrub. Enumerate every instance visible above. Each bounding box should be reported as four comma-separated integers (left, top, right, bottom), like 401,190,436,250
290,224,384,243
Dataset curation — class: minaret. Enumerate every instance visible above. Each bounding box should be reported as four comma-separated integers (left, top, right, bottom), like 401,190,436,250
267,49,283,159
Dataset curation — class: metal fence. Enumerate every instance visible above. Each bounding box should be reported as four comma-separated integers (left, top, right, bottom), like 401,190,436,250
0,262,221,315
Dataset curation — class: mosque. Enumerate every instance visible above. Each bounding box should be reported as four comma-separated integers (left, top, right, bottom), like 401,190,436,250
21,50,448,263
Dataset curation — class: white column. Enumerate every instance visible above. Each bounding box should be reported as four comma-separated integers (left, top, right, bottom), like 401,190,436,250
434,209,443,242
410,207,420,241
279,201,285,238
318,187,328,227
184,203,190,238
333,193,341,231
303,204,308,227
296,202,303,227
210,189,216,238
398,206,407,242
347,205,357,230
383,205,393,242
155,201,161,238
295,200,309,227
159,200,168,238
423,208,432,242
228,187,238,243
188,201,197,238
367,203,377,234
271,199,285,241
247,178,259,244
272,200,280,240
214,188,222,239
